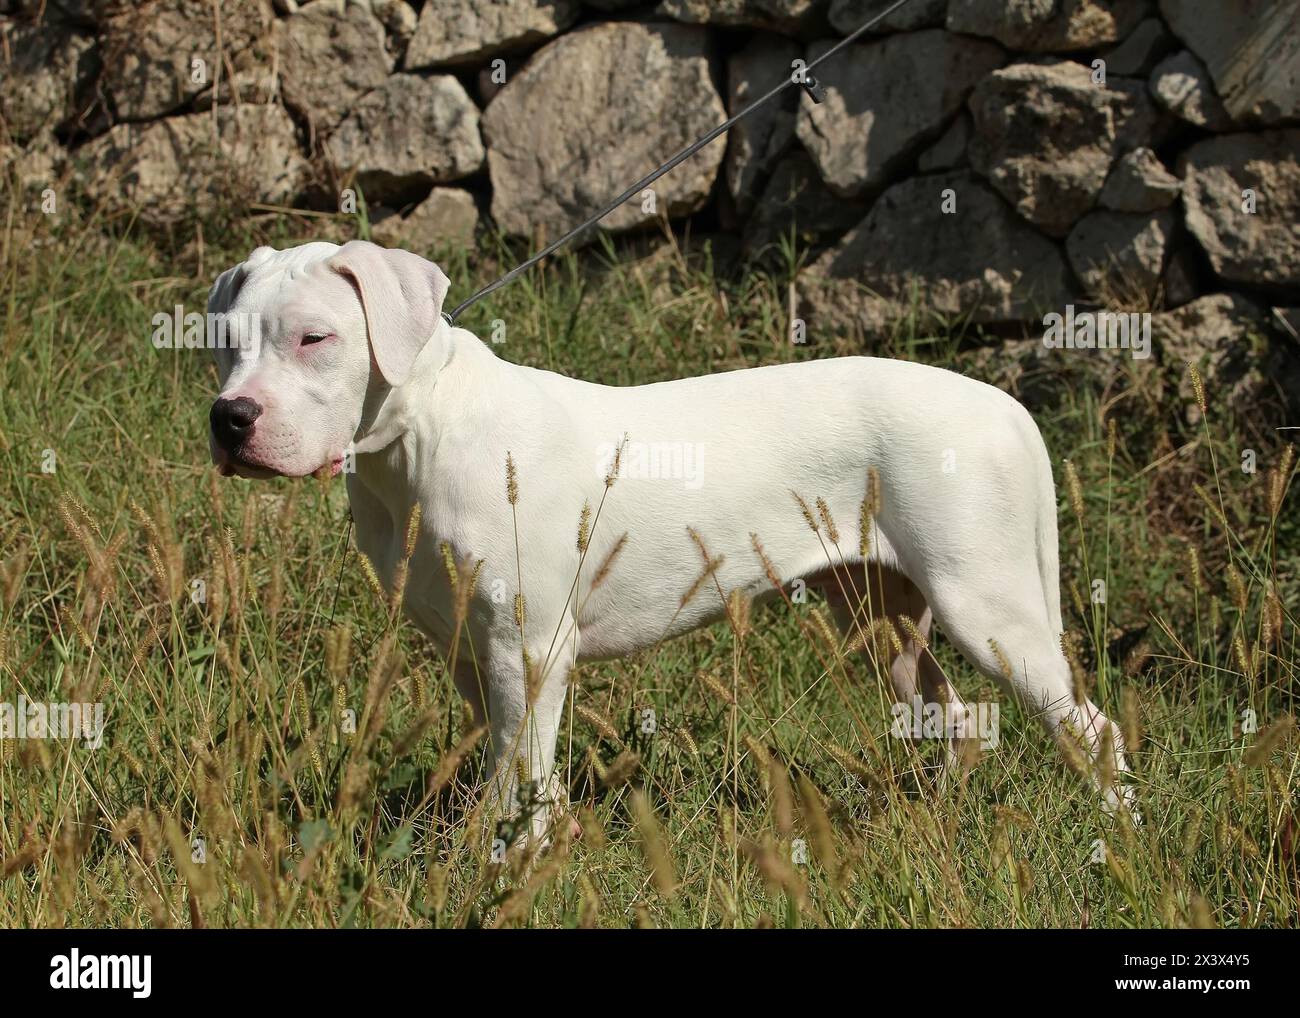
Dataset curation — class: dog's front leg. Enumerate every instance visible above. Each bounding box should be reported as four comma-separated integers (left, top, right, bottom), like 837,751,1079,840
480,630,575,852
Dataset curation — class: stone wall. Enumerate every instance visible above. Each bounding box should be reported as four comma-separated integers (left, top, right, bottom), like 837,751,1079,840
3,0,1298,393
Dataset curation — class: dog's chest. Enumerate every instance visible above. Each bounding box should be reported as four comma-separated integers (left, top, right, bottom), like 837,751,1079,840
347,498,456,654
358,533,459,650
400,546,461,647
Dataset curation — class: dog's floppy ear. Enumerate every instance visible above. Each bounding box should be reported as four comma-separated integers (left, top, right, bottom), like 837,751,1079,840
328,240,450,387
207,245,275,315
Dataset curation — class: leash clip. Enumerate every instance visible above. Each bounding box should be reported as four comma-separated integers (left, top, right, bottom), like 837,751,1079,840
799,73,826,104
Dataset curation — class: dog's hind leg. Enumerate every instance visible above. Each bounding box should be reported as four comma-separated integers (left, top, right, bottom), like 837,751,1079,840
915,566,1133,814
875,409,1134,814
818,565,979,771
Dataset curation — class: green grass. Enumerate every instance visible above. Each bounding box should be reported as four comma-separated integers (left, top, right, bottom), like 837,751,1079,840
0,202,1296,929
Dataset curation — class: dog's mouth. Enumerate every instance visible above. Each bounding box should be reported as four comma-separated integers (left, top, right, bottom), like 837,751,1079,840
213,448,344,480
216,452,280,480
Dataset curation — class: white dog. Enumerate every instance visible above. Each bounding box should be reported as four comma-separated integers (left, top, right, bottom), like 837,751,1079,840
207,240,1130,841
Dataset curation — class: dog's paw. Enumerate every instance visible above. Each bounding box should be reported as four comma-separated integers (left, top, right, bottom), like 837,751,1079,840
1101,781,1141,825
544,773,582,844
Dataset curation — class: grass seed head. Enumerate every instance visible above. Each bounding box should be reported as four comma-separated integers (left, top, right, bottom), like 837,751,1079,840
1187,362,1207,412
769,755,795,837
988,638,1015,685
1063,460,1084,518
792,490,819,533
798,773,839,886
591,532,628,590
575,703,620,744
595,749,640,788
576,500,592,553
1185,543,1202,592
630,790,677,899
897,613,927,652
604,436,627,489
1267,444,1293,518
866,466,882,518
699,670,735,706
505,453,519,505
403,503,422,559
1237,712,1289,769
1225,563,1248,614
815,497,840,544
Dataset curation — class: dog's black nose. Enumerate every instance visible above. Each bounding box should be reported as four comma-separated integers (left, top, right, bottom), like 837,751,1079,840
210,396,263,452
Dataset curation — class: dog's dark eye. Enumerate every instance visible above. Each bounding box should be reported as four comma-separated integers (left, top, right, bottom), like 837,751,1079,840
301,332,331,346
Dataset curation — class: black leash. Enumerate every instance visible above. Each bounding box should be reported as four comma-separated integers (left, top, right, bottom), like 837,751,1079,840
445,0,917,324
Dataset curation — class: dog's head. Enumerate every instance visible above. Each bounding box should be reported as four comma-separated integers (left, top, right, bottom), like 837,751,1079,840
206,240,450,479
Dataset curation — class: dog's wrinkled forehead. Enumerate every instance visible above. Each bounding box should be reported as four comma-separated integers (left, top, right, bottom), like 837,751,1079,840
209,242,342,318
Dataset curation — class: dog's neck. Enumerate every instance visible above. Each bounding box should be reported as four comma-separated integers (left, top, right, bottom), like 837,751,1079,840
353,318,460,452
346,321,501,525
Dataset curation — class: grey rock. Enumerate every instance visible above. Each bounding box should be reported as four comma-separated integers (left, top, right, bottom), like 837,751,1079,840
917,113,970,172
78,104,306,223
1154,293,1266,367
325,74,485,204
1099,17,1174,76
946,0,1146,52
1099,148,1180,213
1153,292,1300,422
481,22,726,238
405,0,578,69
1066,209,1177,301
807,169,1073,327
742,150,867,259
968,61,1118,237
1179,130,1300,292
1108,75,1173,153
726,35,801,215
1159,0,1300,123
797,30,1003,197
276,2,393,136
1161,246,1198,308
1150,50,1233,131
